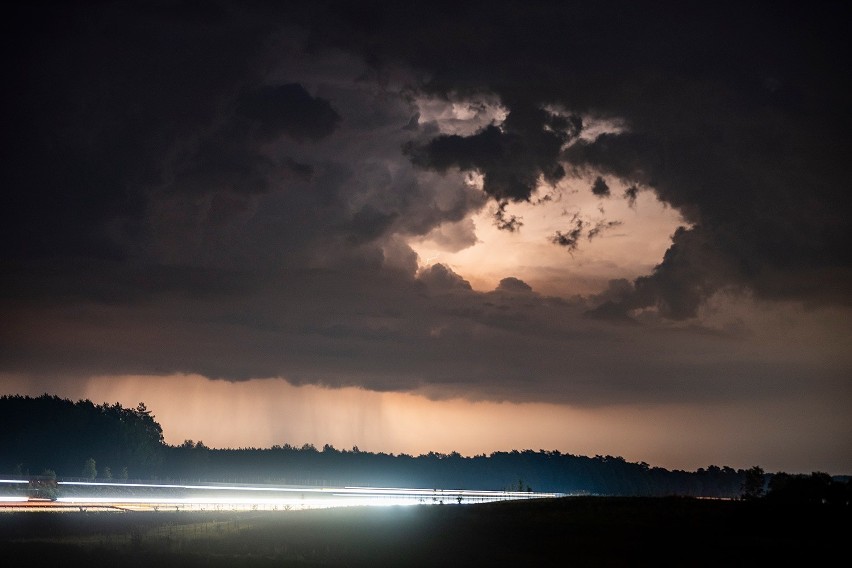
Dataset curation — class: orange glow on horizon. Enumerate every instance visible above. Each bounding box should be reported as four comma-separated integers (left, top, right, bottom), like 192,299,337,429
2,372,846,474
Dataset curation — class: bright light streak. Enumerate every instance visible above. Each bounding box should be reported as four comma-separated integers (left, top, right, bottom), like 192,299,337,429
33,481,564,511
1,479,565,511
58,481,332,493
340,486,559,498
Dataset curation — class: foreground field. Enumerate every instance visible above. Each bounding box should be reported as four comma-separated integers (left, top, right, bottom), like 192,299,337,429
1,496,848,567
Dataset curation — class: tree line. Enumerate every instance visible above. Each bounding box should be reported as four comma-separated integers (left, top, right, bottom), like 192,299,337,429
1,394,848,503
0,394,164,480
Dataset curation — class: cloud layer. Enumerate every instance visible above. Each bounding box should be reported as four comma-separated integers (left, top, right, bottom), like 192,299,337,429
1,1,849,416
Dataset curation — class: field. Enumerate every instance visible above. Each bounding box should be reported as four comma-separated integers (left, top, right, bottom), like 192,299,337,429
1,496,848,567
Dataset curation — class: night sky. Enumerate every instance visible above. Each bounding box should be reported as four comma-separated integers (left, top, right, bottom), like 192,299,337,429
2,1,850,475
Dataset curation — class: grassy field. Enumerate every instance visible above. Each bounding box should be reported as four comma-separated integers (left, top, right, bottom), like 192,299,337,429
1,496,848,567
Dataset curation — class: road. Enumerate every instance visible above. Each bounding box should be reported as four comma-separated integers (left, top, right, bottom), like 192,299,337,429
0,479,563,512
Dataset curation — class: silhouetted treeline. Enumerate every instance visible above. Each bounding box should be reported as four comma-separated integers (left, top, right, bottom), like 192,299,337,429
166,442,751,497
765,471,851,506
0,394,164,479
2,395,848,501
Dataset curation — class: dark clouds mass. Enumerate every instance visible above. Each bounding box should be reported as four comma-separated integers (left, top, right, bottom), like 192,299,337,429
1,1,850,405
405,107,577,202
237,83,341,142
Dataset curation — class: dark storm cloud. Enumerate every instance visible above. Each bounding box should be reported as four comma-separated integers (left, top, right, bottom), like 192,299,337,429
0,2,485,267
237,83,341,142
588,227,733,320
165,83,339,197
0,1,279,261
590,177,610,198
405,105,578,203
493,201,523,232
298,0,852,317
6,261,838,406
0,0,850,409
345,205,399,244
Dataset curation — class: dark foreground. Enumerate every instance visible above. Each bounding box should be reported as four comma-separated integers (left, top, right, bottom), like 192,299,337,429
1,496,848,567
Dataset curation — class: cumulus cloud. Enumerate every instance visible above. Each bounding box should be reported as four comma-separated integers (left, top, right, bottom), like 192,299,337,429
418,218,479,253
496,277,533,293
303,0,852,316
417,263,473,292
405,105,579,204
1,0,849,414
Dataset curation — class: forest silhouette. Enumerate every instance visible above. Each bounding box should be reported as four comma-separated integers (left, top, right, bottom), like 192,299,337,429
2,394,848,504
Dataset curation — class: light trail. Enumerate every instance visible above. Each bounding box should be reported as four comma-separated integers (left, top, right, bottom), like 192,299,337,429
56,481,560,497
0,478,565,512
